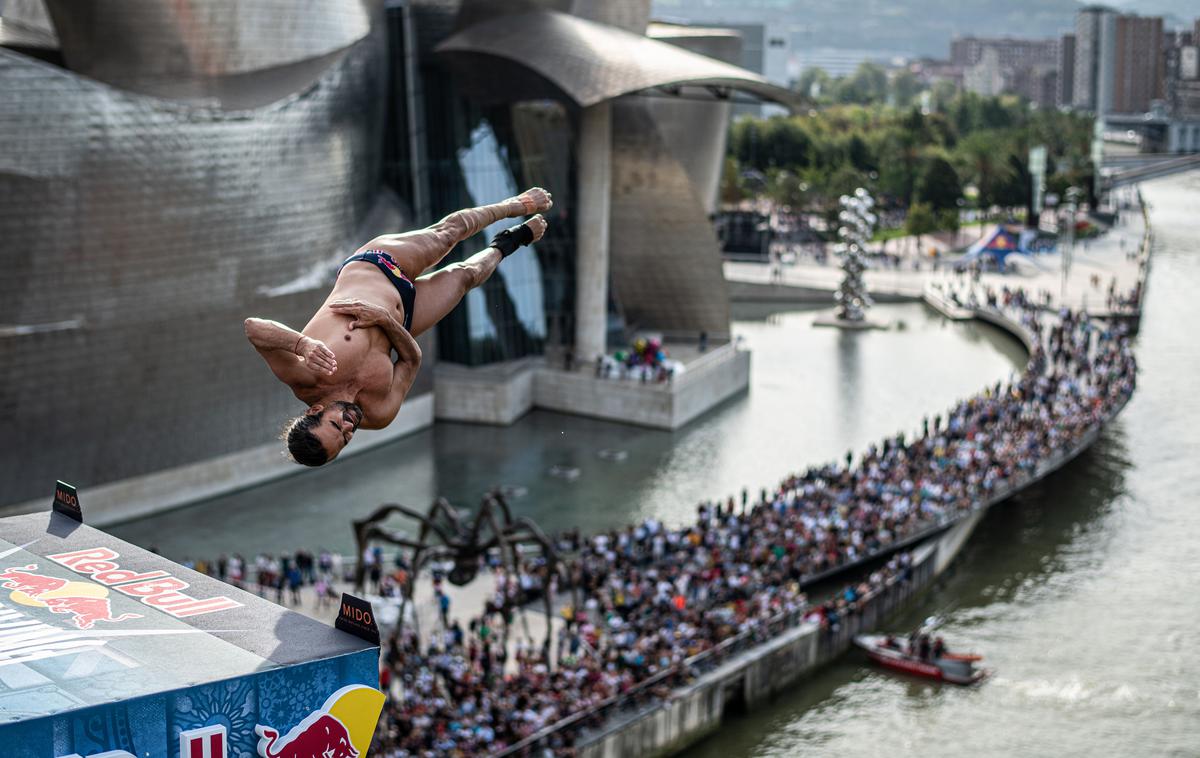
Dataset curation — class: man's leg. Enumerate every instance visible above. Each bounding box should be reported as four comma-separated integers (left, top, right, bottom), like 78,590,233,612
407,216,546,338
357,188,552,277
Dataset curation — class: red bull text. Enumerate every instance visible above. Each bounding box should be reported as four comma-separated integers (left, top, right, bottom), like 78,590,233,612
48,548,241,618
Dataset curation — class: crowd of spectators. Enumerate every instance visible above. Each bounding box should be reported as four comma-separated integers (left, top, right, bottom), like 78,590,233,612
179,291,1136,757
367,294,1136,756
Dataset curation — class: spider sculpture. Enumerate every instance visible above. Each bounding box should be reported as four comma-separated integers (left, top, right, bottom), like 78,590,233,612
352,491,559,649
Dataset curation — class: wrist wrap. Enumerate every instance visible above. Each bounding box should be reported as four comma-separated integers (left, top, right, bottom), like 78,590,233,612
490,222,535,258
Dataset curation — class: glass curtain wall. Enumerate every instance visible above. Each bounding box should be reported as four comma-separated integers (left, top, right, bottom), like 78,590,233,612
384,5,609,366
419,65,579,365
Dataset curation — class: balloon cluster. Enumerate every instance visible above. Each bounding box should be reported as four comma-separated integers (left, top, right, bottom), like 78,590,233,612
833,187,876,322
614,336,668,368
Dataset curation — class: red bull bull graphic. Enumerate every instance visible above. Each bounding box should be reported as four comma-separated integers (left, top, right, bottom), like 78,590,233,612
47,547,242,619
254,685,385,758
0,564,141,630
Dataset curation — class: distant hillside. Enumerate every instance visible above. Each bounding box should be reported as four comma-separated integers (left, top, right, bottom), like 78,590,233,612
653,0,1195,60
788,0,1079,57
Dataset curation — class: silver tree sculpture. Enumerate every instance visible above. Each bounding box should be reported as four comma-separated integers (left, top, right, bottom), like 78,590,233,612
833,188,877,322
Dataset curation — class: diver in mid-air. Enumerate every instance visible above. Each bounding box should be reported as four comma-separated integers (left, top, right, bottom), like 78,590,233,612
245,188,553,466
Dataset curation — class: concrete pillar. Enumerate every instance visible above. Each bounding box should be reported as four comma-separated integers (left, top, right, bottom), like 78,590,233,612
574,101,612,364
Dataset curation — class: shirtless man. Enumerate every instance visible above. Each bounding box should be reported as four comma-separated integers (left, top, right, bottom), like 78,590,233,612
245,188,552,466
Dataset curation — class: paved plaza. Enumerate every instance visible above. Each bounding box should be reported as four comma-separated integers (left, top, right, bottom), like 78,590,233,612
725,201,1147,316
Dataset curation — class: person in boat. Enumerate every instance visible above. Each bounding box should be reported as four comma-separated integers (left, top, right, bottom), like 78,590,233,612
907,629,919,655
932,636,947,659
917,633,932,661
884,634,899,650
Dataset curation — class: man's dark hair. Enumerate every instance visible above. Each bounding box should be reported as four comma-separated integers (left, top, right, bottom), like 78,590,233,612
284,414,327,467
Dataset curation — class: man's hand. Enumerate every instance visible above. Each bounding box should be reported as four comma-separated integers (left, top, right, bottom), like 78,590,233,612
329,298,394,331
297,336,337,375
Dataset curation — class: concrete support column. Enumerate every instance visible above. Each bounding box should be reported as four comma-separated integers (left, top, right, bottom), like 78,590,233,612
574,100,612,364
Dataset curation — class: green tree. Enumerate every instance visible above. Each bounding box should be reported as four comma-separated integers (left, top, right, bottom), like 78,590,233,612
905,202,937,256
728,117,763,171
955,131,1012,210
720,156,747,206
917,156,962,211
761,117,812,169
931,80,958,112
795,67,833,102
876,127,922,205
993,152,1032,217
846,134,874,172
766,169,809,209
835,62,889,105
891,70,923,108
936,208,961,248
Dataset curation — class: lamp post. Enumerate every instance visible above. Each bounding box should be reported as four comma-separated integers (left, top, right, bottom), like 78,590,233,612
833,188,876,323
1061,186,1082,306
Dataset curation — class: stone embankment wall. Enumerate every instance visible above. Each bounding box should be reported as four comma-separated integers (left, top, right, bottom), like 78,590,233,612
578,538,943,758
435,344,751,430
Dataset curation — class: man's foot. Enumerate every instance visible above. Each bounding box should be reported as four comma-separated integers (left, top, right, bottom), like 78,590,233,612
491,215,548,257
526,214,547,242
512,187,553,215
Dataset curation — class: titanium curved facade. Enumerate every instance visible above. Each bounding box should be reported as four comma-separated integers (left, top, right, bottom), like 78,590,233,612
430,0,788,355
0,0,786,506
609,98,732,336
0,7,397,506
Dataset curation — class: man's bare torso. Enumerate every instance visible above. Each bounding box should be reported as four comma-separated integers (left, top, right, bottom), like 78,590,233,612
293,263,413,427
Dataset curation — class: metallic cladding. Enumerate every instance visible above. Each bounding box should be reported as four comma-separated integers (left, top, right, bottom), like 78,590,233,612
0,22,395,506
436,9,798,108
44,0,372,84
608,98,732,337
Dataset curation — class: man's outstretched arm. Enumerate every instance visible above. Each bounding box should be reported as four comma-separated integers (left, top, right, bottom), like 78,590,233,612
325,300,422,426
244,318,337,375
325,300,421,367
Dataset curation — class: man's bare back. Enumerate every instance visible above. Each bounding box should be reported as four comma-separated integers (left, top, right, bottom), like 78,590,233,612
245,188,552,466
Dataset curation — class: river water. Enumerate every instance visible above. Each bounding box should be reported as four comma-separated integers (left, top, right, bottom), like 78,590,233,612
109,174,1199,757
111,302,1023,557
683,174,1200,758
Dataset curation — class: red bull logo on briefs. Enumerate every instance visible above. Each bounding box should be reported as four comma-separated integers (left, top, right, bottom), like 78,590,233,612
0,564,141,630
254,684,385,758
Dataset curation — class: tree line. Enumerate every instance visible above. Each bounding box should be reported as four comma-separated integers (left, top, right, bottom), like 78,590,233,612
723,63,1096,238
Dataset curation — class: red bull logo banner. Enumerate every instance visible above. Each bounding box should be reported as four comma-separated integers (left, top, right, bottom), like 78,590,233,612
0,564,141,630
47,547,242,619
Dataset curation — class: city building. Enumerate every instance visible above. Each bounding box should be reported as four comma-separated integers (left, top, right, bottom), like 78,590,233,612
950,35,1060,107
1112,14,1164,114
1058,33,1076,107
650,3,796,116
0,0,794,509
950,36,1059,70
963,47,1004,97
1073,5,1117,113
